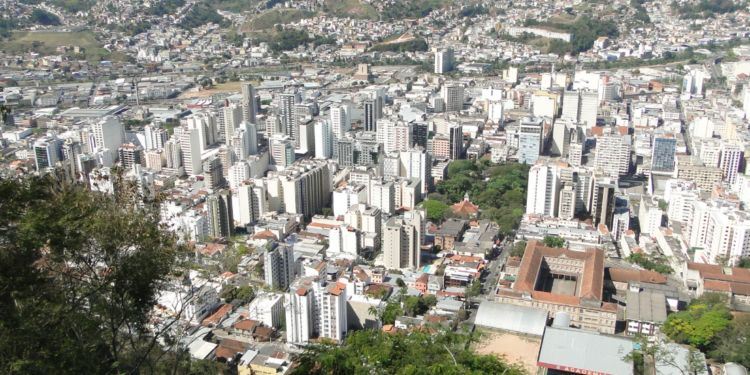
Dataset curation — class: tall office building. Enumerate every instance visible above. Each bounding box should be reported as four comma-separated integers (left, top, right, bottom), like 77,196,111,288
595,135,631,176
285,276,348,346
562,90,580,122
434,47,454,74
412,123,428,148
165,139,182,169
117,143,142,170
272,159,332,219
33,137,61,170
222,103,243,144
270,136,296,167
314,120,333,159
526,163,560,218
244,120,259,156
442,84,464,112
558,184,577,220
720,142,743,185
232,127,251,160
448,124,463,160
383,210,423,270
593,182,616,228
379,119,413,153
144,125,169,151
143,149,164,170
180,129,203,175
241,82,257,123
185,112,218,153
518,117,544,164
279,94,297,141
364,100,377,132
93,116,125,159
237,182,265,225
580,91,599,128
206,189,234,238
264,243,295,290
400,147,431,191
651,137,677,172
298,120,315,155
203,156,224,192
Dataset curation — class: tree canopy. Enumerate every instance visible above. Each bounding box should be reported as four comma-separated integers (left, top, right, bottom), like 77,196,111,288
0,176,182,374
542,236,565,248
293,329,527,375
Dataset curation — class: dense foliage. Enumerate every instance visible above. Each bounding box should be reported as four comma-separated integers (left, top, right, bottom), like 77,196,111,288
146,0,186,16
433,160,529,235
626,252,673,274
662,293,750,367
380,0,449,21
30,9,61,26
418,199,452,223
19,0,95,13
0,176,181,374
523,16,619,55
179,3,228,30
460,5,489,18
293,329,527,375
370,38,429,53
542,236,565,248
670,0,747,19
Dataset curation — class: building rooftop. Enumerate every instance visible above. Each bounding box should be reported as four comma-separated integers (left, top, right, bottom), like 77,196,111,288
474,301,548,336
537,327,634,375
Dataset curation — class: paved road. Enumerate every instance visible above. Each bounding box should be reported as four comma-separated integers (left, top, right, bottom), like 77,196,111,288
480,236,515,297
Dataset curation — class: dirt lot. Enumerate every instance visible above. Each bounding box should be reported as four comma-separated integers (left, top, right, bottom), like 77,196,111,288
475,332,541,374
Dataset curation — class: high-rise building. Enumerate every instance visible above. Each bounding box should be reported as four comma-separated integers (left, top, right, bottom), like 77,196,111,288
264,242,295,290
314,120,333,159
558,183,576,220
364,100,377,132
185,112,218,153
93,116,125,158
434,47,454,74
165,139,182,170
330,103,351,139
143,149,164,170
285,276,348,346
580,91,599,128
720,142,743,185
279,93,297,140
593,182,616,228
371,179,396,215
651,137,677,172
448,124,463,160
412,123,428,148
562,90,581,122
180,129,203,175
595,135,631,176
518,117,544,164
117,143,142,171
203,156,224,192
206,189,234,238
222,103,243,144
241,82,257,124
526,163,560,218
34,137,61,170
383,210,423,269
297,119,315,155
144,125,169,151
400,147,431,191
271,159,332,219
270,136,296,167
441,84,464,112
236,182,266,225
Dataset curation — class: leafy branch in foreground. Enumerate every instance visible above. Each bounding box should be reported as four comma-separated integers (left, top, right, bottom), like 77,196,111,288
0,176,185,374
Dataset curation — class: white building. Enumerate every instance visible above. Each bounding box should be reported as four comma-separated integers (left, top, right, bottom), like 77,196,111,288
246,292,284,329
383,210,423,270
264,243,295,290
526,163,560,218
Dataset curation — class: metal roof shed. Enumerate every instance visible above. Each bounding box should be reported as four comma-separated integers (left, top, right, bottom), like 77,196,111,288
474,301,549,336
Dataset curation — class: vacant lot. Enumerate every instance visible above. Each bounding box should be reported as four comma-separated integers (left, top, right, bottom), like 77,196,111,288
14,31,101,49
475,332,541,374
326,0,378,20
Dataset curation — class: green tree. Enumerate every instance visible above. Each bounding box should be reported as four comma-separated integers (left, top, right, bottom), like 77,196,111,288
510,241,527,258
418,200,451,223
542,235,565,248
396,278,406,288
0,176,181,374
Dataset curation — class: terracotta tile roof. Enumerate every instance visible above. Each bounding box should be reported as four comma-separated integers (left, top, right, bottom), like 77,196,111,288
335,281,347,290
606,268,666,284
424,314,448,323
450,200,479,216
253,230,277,240
196,243,226,255
731,282,750,295
515,240,604,301
416,273,429,284
219,338,247,352
296,287,308,296
704,279,731,292
495,289,523,298
234,319,258,331
201,304,232,326
601,302,618,312
531,291,580,305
